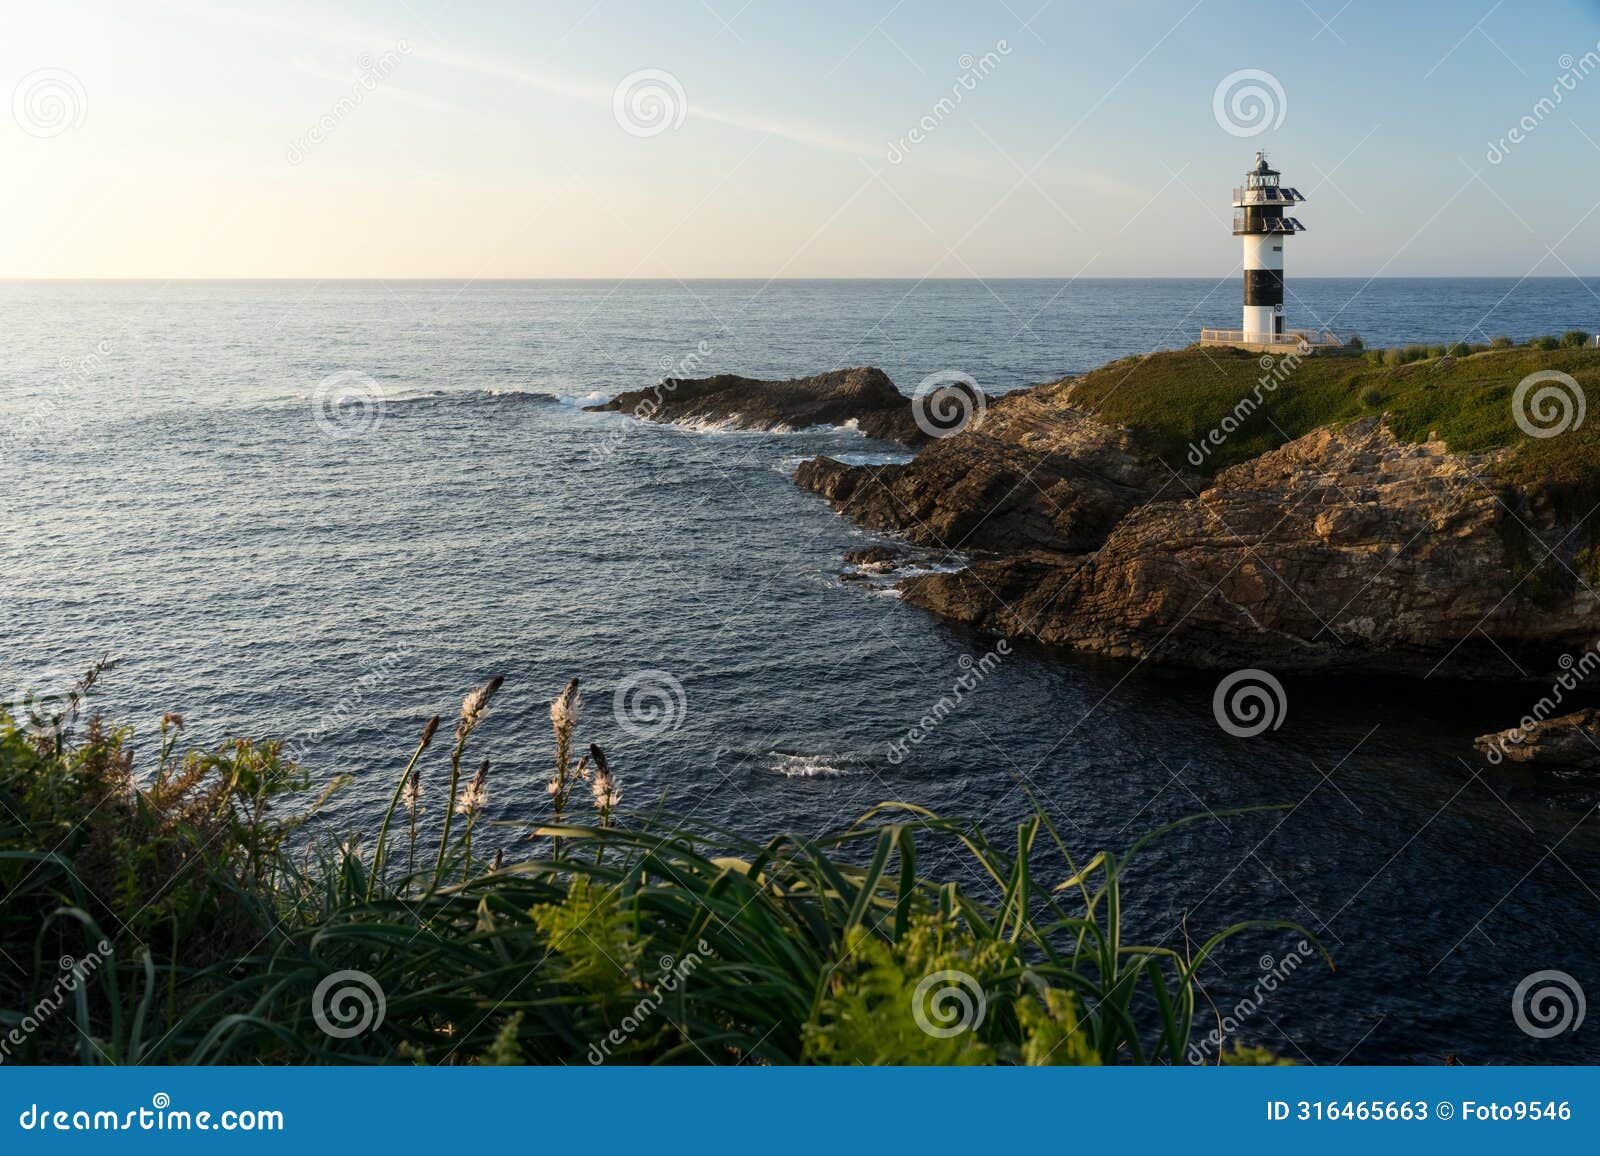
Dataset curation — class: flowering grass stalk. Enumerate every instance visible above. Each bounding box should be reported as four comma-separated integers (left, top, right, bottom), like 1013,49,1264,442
403,766,421,878
548,678,581,821
588,742,619,827
432,675,502,890
545,678,583,855
369,715,438,900
457,758,489,879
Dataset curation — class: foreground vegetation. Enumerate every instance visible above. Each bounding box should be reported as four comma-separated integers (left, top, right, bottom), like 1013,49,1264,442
0,665,1320,1065
1058,337,1600,510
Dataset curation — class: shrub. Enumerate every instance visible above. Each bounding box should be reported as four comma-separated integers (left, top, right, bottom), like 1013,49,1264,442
1427,345,1448,359
1359,386,1385,408
1399,344,1430,364
1448,342,1472,357
1381,347,1404,367
1490,336,1514,349
1561,330,1591,349
0,661,336,976
1533,335,1561,351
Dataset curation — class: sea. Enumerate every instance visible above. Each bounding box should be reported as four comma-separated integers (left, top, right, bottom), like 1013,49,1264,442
3,277,1599,1064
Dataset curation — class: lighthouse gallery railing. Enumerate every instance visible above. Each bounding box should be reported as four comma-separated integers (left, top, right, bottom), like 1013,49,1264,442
1199,328,1354,349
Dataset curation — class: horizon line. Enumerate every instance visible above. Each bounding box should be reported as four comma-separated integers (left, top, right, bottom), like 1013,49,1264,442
3,274,1596,283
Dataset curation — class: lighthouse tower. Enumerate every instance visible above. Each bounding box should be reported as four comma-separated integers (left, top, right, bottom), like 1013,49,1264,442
1232,152,1304,343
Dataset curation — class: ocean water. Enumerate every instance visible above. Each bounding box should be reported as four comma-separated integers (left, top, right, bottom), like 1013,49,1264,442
3,277,1599,1065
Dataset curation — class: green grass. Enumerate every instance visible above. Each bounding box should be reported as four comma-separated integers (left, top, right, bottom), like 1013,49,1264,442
1,666,1323,1066
1054,342,1600,512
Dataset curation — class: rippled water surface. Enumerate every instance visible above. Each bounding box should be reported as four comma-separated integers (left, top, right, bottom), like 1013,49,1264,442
4,278,1599,1064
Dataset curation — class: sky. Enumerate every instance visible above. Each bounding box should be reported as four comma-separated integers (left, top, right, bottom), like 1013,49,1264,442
4,0,1600,278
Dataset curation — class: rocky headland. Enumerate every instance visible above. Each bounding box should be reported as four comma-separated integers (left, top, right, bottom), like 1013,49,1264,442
600,345,1600,760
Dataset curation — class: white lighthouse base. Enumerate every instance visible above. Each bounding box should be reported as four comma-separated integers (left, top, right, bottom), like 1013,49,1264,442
1242,305,1279,344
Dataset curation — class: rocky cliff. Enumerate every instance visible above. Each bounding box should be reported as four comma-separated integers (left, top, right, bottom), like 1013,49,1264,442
893,417,1595,675
789,349,1600,684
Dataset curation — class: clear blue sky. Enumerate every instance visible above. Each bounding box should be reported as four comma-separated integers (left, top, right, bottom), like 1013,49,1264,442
5,0,1600,276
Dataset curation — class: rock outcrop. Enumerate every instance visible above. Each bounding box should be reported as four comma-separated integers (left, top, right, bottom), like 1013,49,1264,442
587,367,927,446
794,389,1185,555
841,544,909,575
1475,708,1600,769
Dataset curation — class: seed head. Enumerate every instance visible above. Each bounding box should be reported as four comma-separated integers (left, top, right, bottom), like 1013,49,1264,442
591,776,621,811
589,744,620,811
457,676,504,737
550,678,581,733
455,758,490,817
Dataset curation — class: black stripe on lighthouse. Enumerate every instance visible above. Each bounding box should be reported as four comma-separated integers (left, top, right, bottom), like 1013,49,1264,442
1243,268,1283,306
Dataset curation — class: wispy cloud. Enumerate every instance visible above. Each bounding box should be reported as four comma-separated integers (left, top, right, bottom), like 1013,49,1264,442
162,0,880,157
405,37,881,156
287,55,462,115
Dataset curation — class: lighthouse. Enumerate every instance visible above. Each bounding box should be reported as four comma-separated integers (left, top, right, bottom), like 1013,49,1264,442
1232,151,1304,343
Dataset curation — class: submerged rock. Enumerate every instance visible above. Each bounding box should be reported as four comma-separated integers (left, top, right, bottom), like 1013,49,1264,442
841,544,908,575
586,367,926,445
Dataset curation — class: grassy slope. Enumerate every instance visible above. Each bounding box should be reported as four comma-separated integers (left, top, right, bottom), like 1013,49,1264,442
1055,344,1600,510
